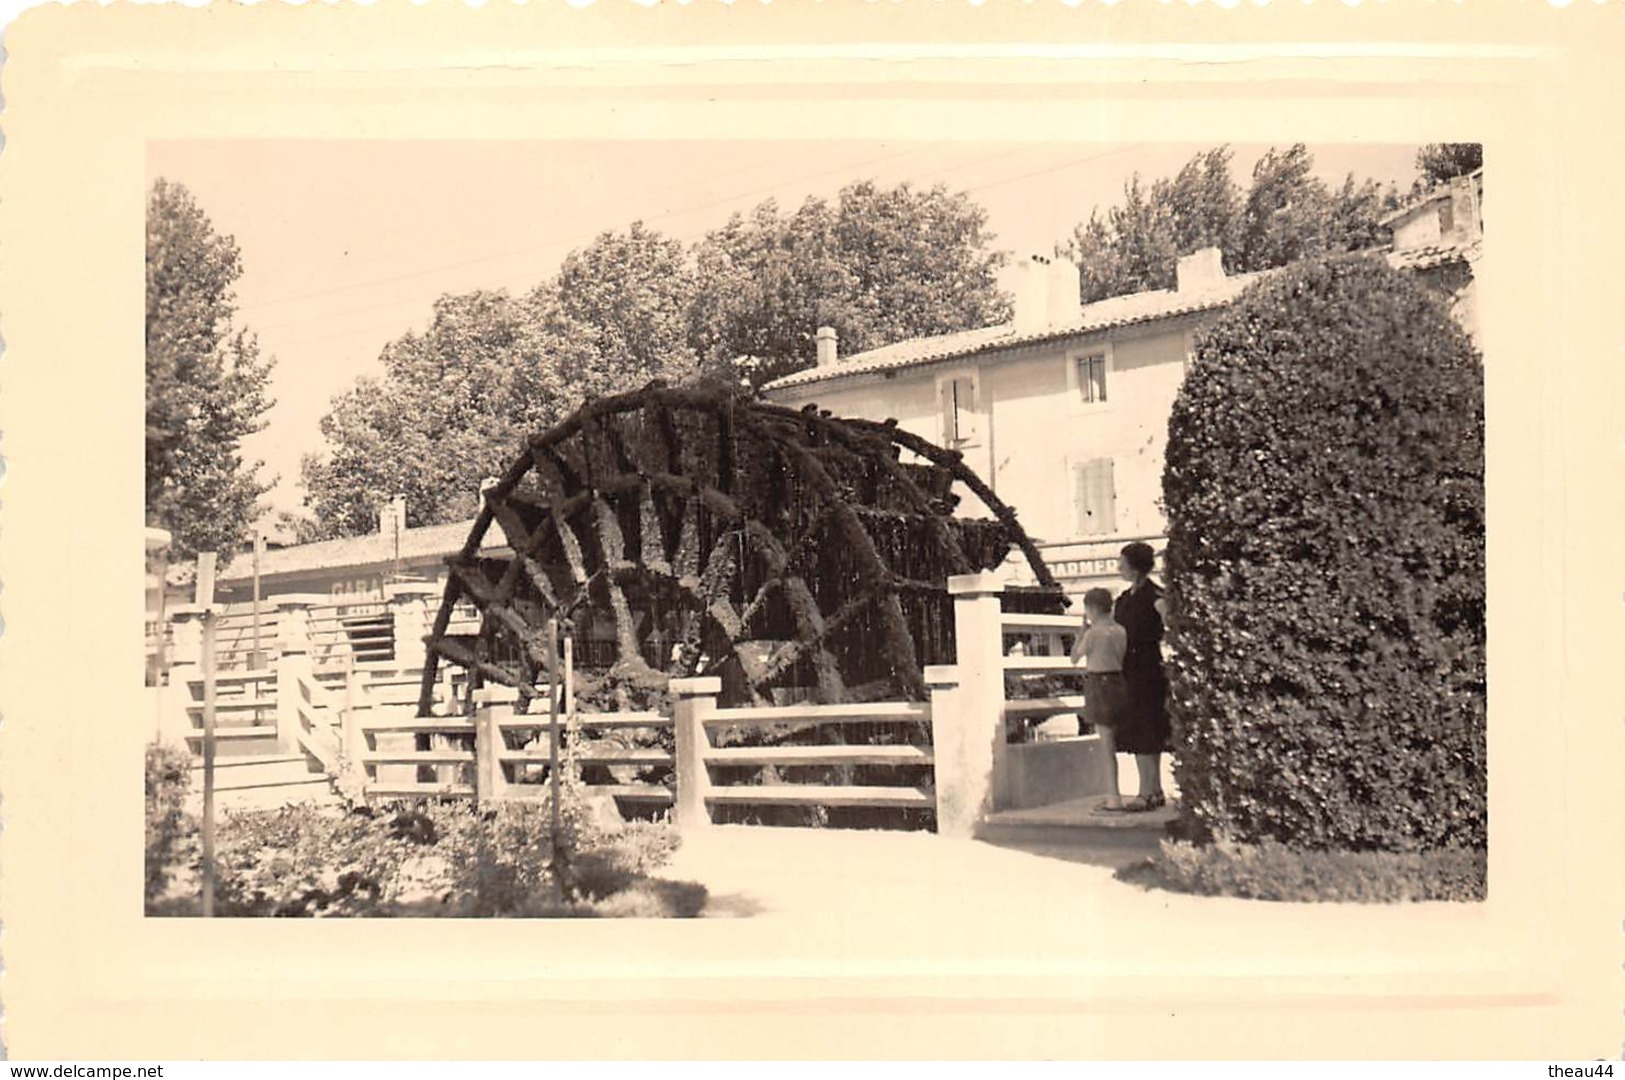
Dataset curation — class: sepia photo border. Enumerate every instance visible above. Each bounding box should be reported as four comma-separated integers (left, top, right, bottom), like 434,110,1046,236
1,2,1621,1059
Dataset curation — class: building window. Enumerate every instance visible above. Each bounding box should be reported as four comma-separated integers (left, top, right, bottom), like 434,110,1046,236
1066,345,1113,414
1076,354,1107,404
938,371,980,446
1074,458,1117,537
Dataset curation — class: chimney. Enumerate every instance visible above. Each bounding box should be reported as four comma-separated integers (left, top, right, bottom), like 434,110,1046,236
1014,254,1051,333
1176,247,1226,294
1446,175,1481,244
815,326,839,368
1047,256,1081,326
378,494,405,536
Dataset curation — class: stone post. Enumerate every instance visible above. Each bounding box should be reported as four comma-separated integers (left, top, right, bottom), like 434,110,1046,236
341,663,369,787
474,684,519,806
932,572,1009,834
161,605,207,747
924,664,968,837
274,596,319,756
381,583,443,785
671,676,720,831
385,582,441,672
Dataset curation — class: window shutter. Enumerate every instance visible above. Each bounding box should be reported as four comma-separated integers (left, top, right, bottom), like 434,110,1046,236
940,375,978,445
955,377,979,444
1074,458,1117,536
1075,354,1107,404
938,379,955,444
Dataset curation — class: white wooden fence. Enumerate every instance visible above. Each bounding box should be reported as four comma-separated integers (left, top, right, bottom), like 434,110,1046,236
153,573,1109,835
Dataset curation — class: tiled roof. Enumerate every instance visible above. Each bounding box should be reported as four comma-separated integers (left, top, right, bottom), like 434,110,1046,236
764,271,1268,392
1386,238,1481,272
1380,168,1483,228
762,242,1478,394
215,518,508,583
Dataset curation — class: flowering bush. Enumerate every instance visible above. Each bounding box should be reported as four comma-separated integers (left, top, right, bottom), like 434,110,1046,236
1162,254,1485,853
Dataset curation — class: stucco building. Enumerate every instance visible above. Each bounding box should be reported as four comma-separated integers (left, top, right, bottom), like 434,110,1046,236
152,173,1481,656
759,174,1482,599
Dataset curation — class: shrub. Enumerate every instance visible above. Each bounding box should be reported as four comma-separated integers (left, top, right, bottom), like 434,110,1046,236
1163,254,1484,853
1118,839,1486,903
145,740,196,904
205,796,698,918
212,803,424,917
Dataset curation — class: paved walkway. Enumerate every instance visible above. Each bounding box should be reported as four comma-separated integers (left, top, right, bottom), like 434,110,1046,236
651,817,1500,993
661,817,1164,922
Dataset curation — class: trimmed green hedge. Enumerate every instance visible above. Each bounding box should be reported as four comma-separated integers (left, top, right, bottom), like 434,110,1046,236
1118,839,1486,903
1162,254,1485,853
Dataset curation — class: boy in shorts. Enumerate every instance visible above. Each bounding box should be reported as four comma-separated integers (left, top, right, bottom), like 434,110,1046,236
1072,587,1129,812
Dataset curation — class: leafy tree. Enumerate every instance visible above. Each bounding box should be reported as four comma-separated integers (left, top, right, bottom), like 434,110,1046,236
1413,143,1483,193
1067,145,1403,304
690,181,1011,386
1163,146,1246,260
303,291,572,536
550,221,701,385
303,183,1015,534
146,179,275,560
302,224,703,537
1069,148,1243,302
1238,144,1338,271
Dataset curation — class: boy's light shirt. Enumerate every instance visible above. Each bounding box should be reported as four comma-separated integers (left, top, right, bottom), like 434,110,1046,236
1076,616,1128,672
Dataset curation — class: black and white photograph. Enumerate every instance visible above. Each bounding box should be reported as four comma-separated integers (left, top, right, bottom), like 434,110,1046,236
141,139,1486,918
3,4,1618,1062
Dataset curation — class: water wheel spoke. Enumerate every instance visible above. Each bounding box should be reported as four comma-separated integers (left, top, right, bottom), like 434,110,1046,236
595,570,643,667
429,637,536,699
530,444,582,501
554,512,591,585
696,530,744,640
593,495,630,569
672,498,702,585
489,498,536,554
447,558,497,608
520,554,560,607
638,483,673,575
597,411,642,479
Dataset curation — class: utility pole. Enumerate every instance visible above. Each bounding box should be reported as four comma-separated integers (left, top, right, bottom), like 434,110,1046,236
196,551,219,917
251,529,266,669
200,605,218,917
391,493,405,584
547,618,563,899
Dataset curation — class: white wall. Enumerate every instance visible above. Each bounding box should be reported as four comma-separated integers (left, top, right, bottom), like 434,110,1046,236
1393,206,1444,250
766,320,1200,547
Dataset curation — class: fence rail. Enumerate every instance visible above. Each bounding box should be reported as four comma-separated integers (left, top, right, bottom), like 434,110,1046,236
349,699,675,807
677,688,936,821
154,572,1112,834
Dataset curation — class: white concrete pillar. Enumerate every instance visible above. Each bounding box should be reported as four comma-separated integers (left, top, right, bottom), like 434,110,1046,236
671,676,720,830
161,605,207,746
933,572,1010,833
274,597,318,756
474,684,520,805
385,582,441,672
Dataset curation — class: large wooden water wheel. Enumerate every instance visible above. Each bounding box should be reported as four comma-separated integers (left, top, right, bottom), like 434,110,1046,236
418,382,1058,715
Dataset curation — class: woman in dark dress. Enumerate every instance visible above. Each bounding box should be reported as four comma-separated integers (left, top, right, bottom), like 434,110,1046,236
1110,541,1172,811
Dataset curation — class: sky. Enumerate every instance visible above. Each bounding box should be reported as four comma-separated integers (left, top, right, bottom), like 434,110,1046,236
147,140,1425,524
